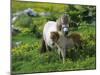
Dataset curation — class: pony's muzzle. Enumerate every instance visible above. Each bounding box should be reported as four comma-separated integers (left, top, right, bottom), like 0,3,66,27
63,28,68,35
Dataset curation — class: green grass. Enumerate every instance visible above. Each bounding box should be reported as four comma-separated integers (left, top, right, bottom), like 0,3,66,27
12,26,96,74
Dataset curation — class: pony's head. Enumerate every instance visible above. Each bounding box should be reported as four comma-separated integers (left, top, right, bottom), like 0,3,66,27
57,14,70,36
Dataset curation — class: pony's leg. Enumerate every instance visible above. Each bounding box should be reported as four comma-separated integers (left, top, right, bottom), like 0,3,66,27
45,42,52,52
45,43,48,50
40,39,46,53
61,49,66,64
56,44,61,59
57,48,61,59
47,46,52,51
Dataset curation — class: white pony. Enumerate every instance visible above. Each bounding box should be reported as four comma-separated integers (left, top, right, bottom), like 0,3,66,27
43,21,57,49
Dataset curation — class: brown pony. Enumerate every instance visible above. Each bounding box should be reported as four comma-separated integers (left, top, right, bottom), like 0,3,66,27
50,32,83,63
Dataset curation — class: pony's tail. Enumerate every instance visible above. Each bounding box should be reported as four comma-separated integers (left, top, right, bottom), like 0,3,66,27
40,38,46,53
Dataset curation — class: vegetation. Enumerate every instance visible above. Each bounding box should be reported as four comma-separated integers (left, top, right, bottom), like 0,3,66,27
12,0,96,74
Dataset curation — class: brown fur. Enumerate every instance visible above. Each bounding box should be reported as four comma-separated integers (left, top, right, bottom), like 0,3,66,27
68,33,83,49
50,32,59,43
50,32,83,63
50,32,82,49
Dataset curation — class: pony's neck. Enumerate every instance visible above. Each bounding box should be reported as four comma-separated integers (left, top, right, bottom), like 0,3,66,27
58,31,63,36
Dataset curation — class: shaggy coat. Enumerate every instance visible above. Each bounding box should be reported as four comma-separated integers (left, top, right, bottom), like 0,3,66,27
50,32,83,63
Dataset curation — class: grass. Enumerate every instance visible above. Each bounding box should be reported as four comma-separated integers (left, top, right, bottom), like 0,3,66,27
12,25,96,74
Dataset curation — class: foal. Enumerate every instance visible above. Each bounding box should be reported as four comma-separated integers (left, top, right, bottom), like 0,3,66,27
50,32,83,64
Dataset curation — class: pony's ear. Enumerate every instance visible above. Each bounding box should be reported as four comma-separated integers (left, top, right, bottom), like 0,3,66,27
56,19,62,31
50,32,59,42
